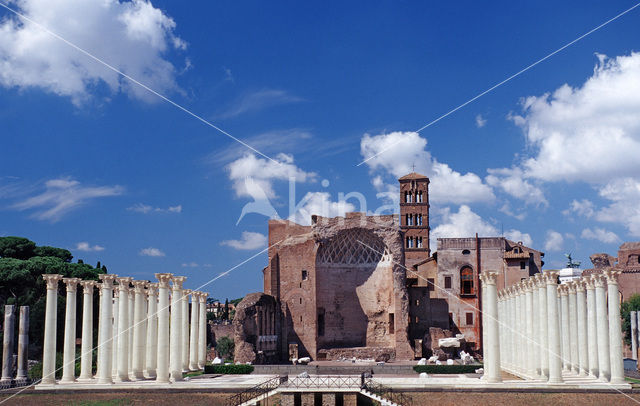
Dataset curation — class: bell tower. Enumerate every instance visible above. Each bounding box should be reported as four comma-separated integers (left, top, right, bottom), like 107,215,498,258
399,172,430,268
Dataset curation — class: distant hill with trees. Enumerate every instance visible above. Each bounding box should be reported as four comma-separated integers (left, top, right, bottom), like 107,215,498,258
0,236,106,358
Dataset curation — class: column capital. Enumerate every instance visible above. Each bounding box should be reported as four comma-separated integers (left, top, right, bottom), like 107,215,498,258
604,268,622,285
116,277,133,291
480,271,498,285
132,280,148,293
532,273,542,287
171,275,186,289
523,279,534,292
583,275,597,290
566,281,577,294
592,273,606,288
543,270,559,285
558,284,568,296
79,280,96,291
113,287,120,298
62,277,81,292
98,274,118,288
199,292,209,303
184,289,193,296
574,279,586,292
42,274,63,290
155,273,173,287
147,282,159,296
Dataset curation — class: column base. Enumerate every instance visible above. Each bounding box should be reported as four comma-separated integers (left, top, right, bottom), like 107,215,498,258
0,379,14,389
96,378,114,385
14,377,31,387
144,370,157,379
59,378,76,384
610,377,626,384
76,377,94,383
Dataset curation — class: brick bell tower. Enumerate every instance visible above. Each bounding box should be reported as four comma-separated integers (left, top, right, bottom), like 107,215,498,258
399,172,430,268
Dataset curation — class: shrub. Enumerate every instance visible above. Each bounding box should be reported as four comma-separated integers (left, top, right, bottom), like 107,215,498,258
413,364,481,374
204,364,254,374
28,352,82,380
216,335,234,359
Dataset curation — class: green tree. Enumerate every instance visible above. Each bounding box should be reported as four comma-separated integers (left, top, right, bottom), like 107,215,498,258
216,336,234,360
0,236,36,260
223,298,229,320
622,294,640,345
33,246,73,262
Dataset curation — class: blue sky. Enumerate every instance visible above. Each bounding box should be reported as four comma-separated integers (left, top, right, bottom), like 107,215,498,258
1,0,640,299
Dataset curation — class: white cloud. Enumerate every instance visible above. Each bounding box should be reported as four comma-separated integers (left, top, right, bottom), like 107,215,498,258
227,153,315,199
595,177,640,236
475,114,487,128
0,0,186,105
288,192,357,226
580,227,620,244
181,262,199,268
511,52,640,183
563,199,595,218
485,167,547,206
127,203,182,214
75,242,105,252
504,229,533,247
220,231,267,250
215,89,303,119
431,205,498,252
360,131,494,205
11,178,123,222
544,230,564,252
139,247,165,257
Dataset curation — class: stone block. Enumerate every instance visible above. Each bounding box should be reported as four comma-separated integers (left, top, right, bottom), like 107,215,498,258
322,393,336,406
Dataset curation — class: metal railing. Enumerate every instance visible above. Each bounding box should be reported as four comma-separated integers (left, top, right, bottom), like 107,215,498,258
226,375,287,406
283,374,362,389
363,379,412,406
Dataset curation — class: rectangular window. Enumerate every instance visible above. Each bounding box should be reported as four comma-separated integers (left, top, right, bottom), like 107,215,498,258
302,270,308,280
417,214,422,225
389,313,395,334
406,237,414,248
444,276,452,289
416,237,423,248
317,309,325,337
520,261,526,270
466,312,473,326
427,278,435,291
406,214,413,226
417,192,423,203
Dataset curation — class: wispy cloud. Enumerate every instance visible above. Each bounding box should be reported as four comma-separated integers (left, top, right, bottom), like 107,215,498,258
139,247,166,257
214,89,304,119
475,114,487,128
127,203,182,214
75,242,105,252
221,231,267,250
181,262,199,268
11,178,123,222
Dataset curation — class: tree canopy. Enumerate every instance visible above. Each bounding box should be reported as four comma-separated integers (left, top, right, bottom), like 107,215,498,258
621,293,640,346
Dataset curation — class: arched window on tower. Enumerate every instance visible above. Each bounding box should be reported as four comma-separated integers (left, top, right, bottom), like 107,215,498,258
417,214,423,225
417,191,423,203
460,266,474,296
406,214,413,226
405,191,412,203
406,237,414,248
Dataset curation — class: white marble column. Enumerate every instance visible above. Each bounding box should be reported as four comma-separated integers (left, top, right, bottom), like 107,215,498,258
198,292,208,369
170,276,186,381
116,277,132,382
60,278,80,383
97,274,117,384
189,292,200,371
575,279,589,376
155,274,172,383
532,277,540,377
631,310,638,361
145,283,158,379
497,291,504,370
128,287,134,374
131,280,147,380
509,287,517,371
1,305,15,384
41,274,62,385
605,269,625,384
594,273,610,381
15,306,29,384
481,272,501,382
111,287,119,378
567,282,579,374
537,274,549,379
525,280,535,377
544,271,563,383
559,284,570,372
182,289,191,373
514,284,522,372
585,275,599,377
78,281,96,381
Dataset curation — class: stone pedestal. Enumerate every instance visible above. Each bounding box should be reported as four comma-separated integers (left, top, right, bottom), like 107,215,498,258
1,305,15,386
301,393,314,406
60,278,80,383
15,306,30,385
41,274,62,385
322,393,336,406
281,393,295,406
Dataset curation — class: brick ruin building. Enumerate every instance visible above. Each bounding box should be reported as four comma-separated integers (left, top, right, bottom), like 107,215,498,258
585,242,640,301
233,172,545,362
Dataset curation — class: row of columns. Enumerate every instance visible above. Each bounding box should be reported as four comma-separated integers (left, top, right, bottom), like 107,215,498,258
0,305,30,387
40,273,209,385
490,269,625,384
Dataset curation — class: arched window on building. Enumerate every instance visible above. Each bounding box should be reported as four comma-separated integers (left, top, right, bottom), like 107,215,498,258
417,191,423,202
416,214,423,225
406,237,414,248
460,266,474,296
404,191,412,203
406,214,413,226
416,237,423,248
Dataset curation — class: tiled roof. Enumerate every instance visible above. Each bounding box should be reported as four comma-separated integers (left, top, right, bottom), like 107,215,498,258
398,172,429,180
